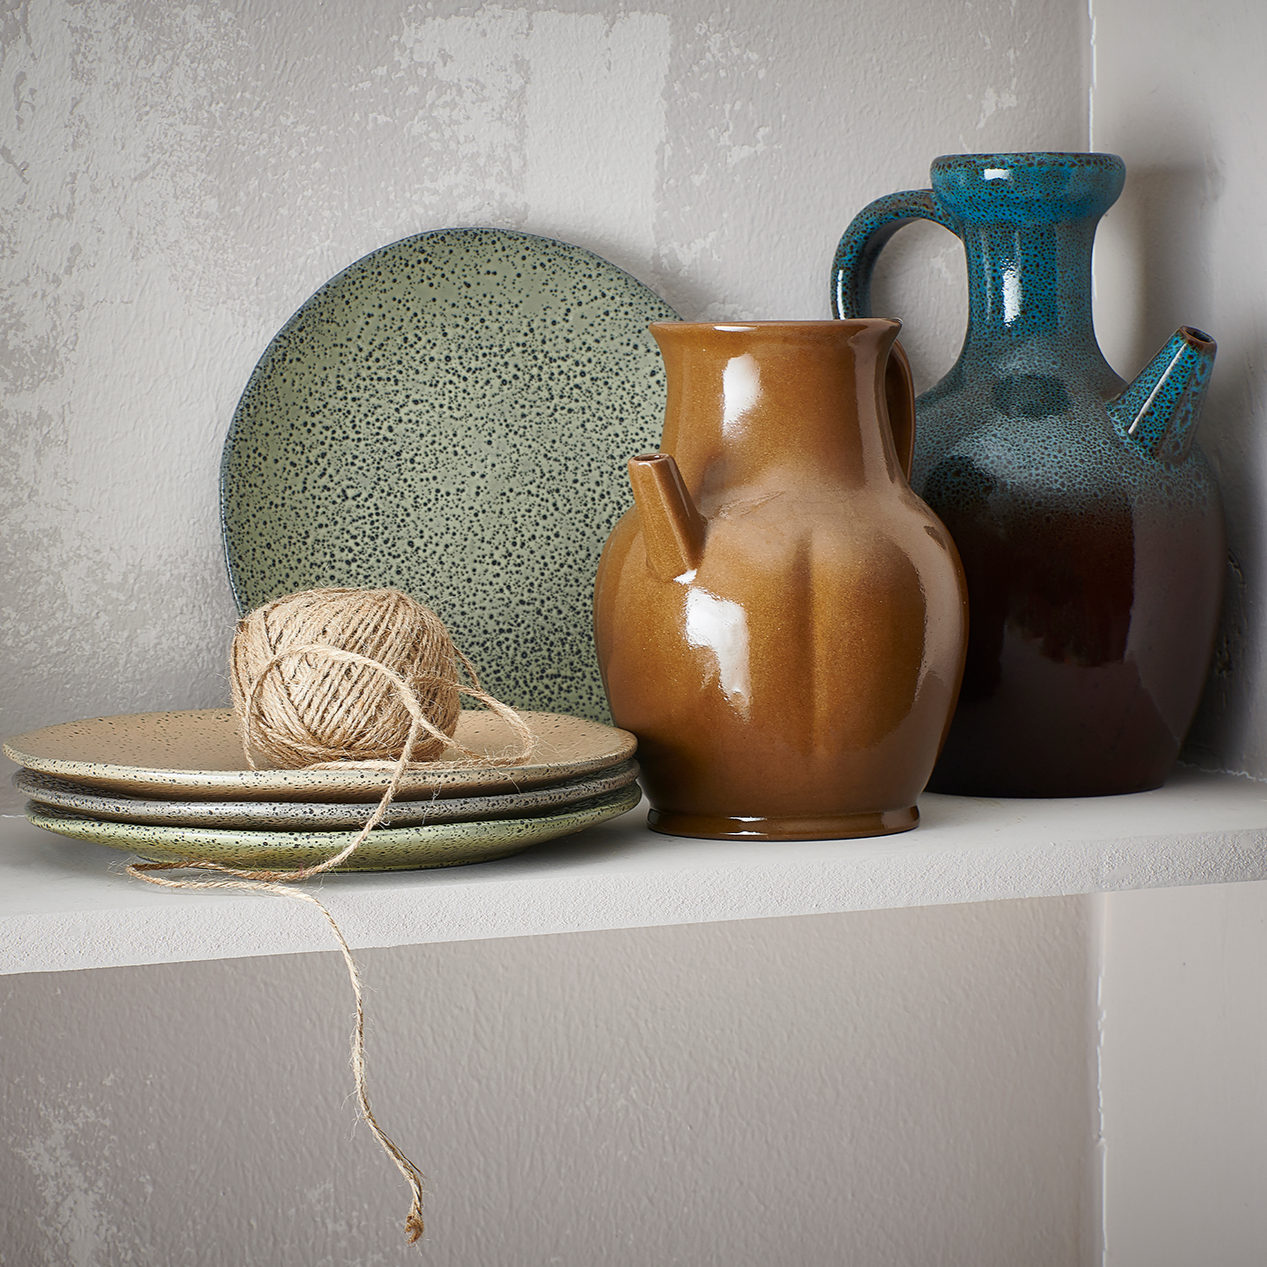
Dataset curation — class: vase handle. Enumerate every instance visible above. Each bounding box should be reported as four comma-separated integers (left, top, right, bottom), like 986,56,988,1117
884,338,916,481
831,189,959,319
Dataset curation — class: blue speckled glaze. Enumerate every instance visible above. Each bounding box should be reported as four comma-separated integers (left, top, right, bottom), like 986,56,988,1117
832,153,1226,797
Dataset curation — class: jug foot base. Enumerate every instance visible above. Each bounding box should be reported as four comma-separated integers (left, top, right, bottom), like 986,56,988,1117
646,805,919,841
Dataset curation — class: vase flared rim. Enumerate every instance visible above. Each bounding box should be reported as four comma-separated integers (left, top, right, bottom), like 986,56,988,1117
932,151,1124,170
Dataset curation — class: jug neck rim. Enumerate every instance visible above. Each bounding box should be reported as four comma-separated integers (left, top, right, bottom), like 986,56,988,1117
650,319,900,337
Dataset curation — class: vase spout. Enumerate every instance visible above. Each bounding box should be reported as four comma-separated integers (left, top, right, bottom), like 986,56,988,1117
627,452,706,582
1107,326,1216,462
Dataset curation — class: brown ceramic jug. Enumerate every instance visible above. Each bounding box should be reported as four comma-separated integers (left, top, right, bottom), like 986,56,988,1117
593,320,969,840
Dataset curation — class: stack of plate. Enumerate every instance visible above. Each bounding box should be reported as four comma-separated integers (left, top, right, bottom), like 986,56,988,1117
5,709,640,872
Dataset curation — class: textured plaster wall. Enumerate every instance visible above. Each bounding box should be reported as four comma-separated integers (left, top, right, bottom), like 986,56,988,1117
1,900,1092,1266
1,1,1098,1264
0,0,1087,796
1090,1,1267,1262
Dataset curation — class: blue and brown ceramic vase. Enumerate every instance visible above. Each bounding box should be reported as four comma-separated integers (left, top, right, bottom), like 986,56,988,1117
832,152,1225,797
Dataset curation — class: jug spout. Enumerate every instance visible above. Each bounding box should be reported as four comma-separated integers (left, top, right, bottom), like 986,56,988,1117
628,452,706,583
1107,327,1216,462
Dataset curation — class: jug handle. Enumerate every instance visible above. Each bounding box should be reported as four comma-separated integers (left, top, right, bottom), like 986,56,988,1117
830,190,959,320
884,338,916,481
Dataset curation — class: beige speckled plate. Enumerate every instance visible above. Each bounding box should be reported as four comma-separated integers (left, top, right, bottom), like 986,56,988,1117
25,783,641,872
15,760,640,830
4,709,636,803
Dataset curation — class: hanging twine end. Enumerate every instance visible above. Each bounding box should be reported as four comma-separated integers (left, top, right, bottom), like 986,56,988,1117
405,1207,425,1244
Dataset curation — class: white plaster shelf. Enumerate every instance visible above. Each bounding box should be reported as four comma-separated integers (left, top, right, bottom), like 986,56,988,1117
2,764,1266,976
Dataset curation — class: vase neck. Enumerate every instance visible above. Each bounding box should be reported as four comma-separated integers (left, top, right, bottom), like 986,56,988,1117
652,321,906,499
929,152,1124,372
958,216,1105,362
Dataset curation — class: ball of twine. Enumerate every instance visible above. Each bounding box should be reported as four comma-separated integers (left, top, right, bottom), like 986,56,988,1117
229,586,534,772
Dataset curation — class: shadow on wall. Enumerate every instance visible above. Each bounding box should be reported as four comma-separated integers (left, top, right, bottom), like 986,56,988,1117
1106,161,1267,774
1111,163,1215,371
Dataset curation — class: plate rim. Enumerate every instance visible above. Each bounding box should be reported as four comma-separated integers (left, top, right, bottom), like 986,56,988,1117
15,758,641,828
25,782,642,872
3,707,638,801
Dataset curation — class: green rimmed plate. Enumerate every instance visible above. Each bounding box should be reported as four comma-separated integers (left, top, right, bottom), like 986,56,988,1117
220,227,678,724
25,783,642,872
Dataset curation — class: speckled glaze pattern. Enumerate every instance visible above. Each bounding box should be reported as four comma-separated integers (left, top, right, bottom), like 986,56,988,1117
594,321,968,840
3,709,637,802
15,760,640,830
221,228,678,724
24,782,642,872
832,153,1225,797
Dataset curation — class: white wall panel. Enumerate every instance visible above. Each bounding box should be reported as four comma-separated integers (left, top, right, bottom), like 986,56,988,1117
1092,3,1267,1261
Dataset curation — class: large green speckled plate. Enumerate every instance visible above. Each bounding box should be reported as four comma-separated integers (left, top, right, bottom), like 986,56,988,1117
221,228,678,723
25,783,642,873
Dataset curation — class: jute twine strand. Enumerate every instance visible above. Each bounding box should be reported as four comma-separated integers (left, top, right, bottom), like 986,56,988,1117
124,863,429,1242
126,588,539,1244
